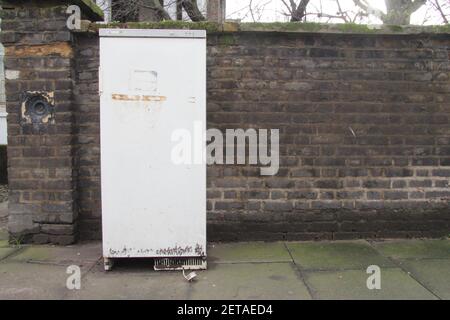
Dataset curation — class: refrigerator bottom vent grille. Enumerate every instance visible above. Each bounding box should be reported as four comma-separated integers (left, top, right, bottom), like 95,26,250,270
154,257,207,271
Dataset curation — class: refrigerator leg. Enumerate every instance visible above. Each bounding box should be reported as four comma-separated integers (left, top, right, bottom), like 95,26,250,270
104,257,114,271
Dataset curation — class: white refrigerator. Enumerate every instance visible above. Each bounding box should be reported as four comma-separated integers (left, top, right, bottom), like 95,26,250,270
99,29,207,270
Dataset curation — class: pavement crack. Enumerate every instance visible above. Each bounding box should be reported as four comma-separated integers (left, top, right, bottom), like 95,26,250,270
367,240,442,300
0,246,25,262
283,242,316,300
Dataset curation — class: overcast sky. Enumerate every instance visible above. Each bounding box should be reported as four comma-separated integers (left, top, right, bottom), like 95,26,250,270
226,0,449,25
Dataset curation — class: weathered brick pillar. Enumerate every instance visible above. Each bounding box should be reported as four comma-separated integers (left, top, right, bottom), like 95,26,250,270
1,1,102,244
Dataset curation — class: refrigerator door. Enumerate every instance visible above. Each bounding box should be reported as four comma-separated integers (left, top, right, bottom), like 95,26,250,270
100,29,206,264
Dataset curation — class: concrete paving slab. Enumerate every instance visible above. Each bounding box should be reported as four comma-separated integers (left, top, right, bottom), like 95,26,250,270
305,268,437,300
0,262,71,299
208,242,291,263
0,240,449,300
372,240,450,260
0,247,19,260
188,262,312,300
287,241,394,271
7,242,101,266
398,259,450,300
67,262,191,299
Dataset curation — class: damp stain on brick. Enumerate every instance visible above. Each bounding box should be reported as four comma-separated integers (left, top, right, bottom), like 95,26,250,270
5,42,73,58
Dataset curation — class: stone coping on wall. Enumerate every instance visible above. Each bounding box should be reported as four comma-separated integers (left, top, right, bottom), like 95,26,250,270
82,21,450,36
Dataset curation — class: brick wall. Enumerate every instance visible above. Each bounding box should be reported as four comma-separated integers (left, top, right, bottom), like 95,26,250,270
0,145,6,184
71,31,450,241
3,4,450,242
73,33,101,240
206,33,450,240
1,6,78,244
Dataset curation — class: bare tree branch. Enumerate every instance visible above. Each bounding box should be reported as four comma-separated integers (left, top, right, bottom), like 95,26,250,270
353,0,386,21
111,0,207,22
110,0,172,21
181,0,206,21
354,0,428,24
249,0,256,22
281,0,310,22
430,0,449,24
140,0,172,20
408,0,428,12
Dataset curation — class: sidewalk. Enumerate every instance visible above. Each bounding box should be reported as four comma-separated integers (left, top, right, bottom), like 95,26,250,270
0,216,449,299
